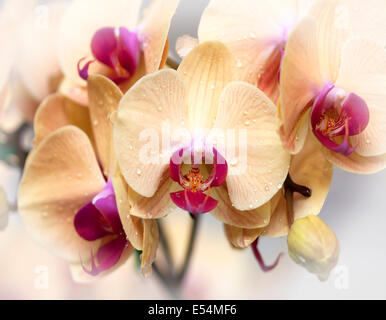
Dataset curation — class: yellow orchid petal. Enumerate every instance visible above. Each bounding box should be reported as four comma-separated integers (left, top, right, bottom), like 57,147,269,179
198,0,301,85
58,0,142,85
307,0,352,82
310,0,386,44
139,0,180,74
16,1,67,101
59,78,89,106
263,134,333,238
224,224,263,249
211,185,271,229
288,215,340,281
141,219,159,277
214,82,290,210
280,17,322,144
18,126,106,262
115,69,186,197
34,93,93,146
322,148,386,174
131,171,177,220
178,41,236,130
335,38,386,157
88,75,123,177
0,187,9,231
111,165,144,251
175,35,199,59
279,109,310,155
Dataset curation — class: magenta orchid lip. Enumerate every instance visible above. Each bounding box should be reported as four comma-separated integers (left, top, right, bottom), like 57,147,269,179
78,27,141,84
169,144,228,215
74,180,128,276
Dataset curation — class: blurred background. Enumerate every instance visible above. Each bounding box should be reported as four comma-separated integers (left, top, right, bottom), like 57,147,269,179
1,0,386,300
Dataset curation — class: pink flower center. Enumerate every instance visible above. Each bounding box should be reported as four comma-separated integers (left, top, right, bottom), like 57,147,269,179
169,145,228,215
78,27,141,84
311,83,370,156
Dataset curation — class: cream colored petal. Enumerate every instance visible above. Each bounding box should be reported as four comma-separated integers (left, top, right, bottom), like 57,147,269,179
280,17,322,144
214,82,290,210
34,94,93,146
88,75,123,177
322,149,386,174
141,219,159,277
198,0,297,85
308,0,352,82
224,224,263,249
310,0,386,44
16,1,67,101
131,171,177,220
139,0,180,74
112,165,144,251
263,134,333,238
211,185,271,229
59,78,89,106
58,0,142,85
279,109,310,155
178,41,236,130
18,126,106,262
114,69,186,197
175,35,199,59
335,38,386,157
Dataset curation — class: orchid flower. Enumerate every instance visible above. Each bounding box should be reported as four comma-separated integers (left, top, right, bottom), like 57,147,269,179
279,0,386,173
18,75,158,279
59,0,179,106
176,0,314,103
114,41,290,230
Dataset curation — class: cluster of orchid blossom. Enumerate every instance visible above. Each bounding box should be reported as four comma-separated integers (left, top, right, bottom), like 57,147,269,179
0,0,385,286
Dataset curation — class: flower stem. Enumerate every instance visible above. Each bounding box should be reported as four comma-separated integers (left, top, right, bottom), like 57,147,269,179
174,214,201,285
284,174,312,228
166,57,180,70
152,213,201,296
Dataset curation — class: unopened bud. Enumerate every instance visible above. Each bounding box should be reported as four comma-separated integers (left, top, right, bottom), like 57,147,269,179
287,215,339,281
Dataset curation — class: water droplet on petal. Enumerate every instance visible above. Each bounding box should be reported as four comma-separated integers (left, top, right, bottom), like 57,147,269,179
136,169,142,176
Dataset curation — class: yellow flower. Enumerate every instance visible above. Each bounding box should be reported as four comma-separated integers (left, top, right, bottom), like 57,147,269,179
58,0,179,106
287,215,340,281
114,41,290,229
280,0,386,173
18,76,158,280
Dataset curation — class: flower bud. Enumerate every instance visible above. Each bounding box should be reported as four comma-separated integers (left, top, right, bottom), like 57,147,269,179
287,215,339,281
0,187,9,231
